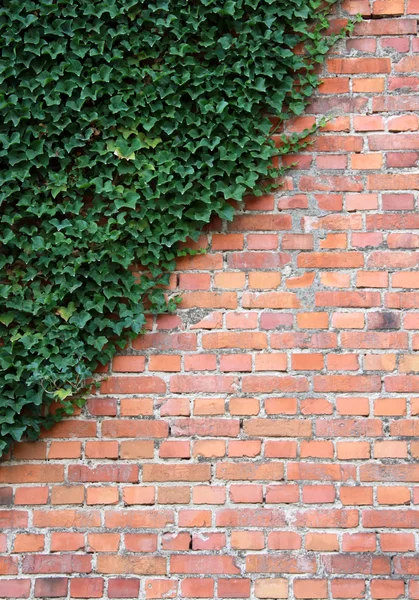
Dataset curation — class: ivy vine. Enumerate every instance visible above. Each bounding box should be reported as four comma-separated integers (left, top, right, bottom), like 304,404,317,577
0,0,351,454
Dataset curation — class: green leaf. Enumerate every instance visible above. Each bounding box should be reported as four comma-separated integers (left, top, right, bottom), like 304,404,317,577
56,302,76,322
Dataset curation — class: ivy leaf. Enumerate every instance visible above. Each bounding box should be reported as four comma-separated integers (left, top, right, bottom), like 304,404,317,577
56,302,76,322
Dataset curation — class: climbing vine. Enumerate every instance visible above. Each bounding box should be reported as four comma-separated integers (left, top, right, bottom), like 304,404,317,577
0,0,351,453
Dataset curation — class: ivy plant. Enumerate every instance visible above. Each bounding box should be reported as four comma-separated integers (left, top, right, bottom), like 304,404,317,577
0,0,350,454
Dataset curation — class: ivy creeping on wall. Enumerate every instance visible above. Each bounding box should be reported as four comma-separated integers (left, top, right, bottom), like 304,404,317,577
0,0,349,453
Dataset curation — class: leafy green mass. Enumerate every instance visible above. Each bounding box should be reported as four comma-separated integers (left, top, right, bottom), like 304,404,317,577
0,0,347,453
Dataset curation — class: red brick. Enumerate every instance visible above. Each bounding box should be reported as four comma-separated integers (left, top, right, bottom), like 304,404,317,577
331,579,365,599
218,579,251,598
87,533,120,552
381,533,415,552
306,533,339,552
108,579,140,598
0,580,31,598
328,58,391,73
97,555,166,575
171,555,239,575
145,580,177,599
231,531,264,550
181,579,214,598
302,485,336,504
70,578,104,598
192,533,225,551
13,533,44,553
112,355,145,372
34,578,68,597
22,555,91,574
370,580,404,599
294,580,327,599
265,485,299,504
15,487,49,505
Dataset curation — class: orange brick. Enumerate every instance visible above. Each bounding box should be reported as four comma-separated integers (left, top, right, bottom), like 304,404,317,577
255,354,287,371
294,579,327,599
87,533,120,552
354,116,384,131
332,312,365,328
231,531,264,550
292,353,324,370
214,272,246,289
157,487,189,505
50,532,84,552
255,579,288,599
192,486,226,505
226,312,258,329
286,272,316,288
351,154,383,171
328,58,391,74
48,442,82,459
342,533,376,552
364,354,396,371
120,441,155,459
193,440,226,458
149,355,181,372
327,354,359,371
375,441,407,458
388,115,419,132
321,272,351,288
336,397,370,416
50,486,84,505
374,397,406,416
373,0,404,14
14,486,49,505
400,355,419,372
340,486,373,505
301,398,333,415
249,272,281,289
300,441,334,459
85,441,118,459
357,270,388,288
86,487,119,505
377,486,410,505
112,355,145,372
265,398,297,415
265,441,298,458
230,484,263,504
230,397,260,415
229,440,262,458
122,486,155,505
353,78,385,93
220,354,252,372
194,398,225,414
306,533,339,552
212,234,244,250
13,534,44,553
337,441,370,460
319,234,347,249
381,533,415,552
297,313,329,329
120,398,154,416
159,441,190,459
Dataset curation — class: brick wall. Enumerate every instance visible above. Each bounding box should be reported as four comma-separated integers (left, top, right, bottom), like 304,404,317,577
1,1,419,598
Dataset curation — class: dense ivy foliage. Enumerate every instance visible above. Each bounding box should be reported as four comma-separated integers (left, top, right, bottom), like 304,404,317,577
0,0,348,453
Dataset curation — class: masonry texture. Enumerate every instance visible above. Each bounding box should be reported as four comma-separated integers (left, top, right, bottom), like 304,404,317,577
2,1,419,599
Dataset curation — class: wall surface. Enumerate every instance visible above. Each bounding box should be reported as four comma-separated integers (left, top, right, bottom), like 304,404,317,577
2,1,419,598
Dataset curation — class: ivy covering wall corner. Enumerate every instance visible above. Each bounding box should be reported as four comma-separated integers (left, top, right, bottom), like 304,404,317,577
0,0,352,454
